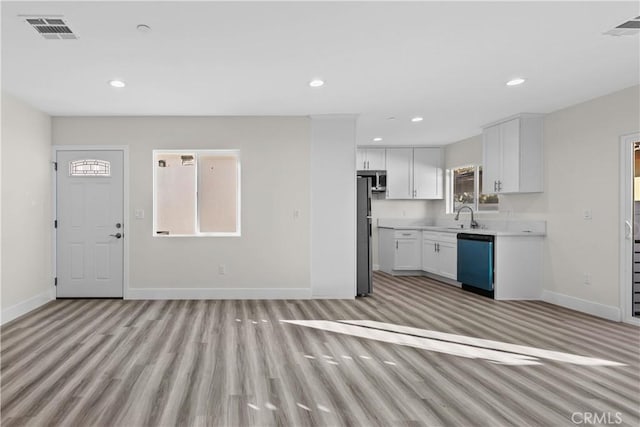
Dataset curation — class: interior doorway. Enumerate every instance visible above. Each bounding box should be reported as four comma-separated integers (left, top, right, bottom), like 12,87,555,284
620,133,640,324
632,142,640,319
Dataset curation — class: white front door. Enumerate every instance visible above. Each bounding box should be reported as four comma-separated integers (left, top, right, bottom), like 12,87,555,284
56,150,124,298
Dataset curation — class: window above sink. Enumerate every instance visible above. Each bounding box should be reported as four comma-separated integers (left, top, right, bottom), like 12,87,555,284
446,165,499,214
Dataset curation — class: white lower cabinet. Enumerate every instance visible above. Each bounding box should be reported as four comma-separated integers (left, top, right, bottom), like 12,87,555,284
437,241,457,280
421,232,457,280
421,238,439,274
394,230,421,270
378,228,421,273
379,227,544,299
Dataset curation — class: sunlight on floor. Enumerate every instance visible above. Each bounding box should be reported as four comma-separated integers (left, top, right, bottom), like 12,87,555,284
280,320,626,367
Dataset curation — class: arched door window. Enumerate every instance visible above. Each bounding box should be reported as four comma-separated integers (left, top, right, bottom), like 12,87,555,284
69,159,111,177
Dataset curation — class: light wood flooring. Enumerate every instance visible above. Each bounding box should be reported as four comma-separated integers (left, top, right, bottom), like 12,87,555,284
1,273,639,426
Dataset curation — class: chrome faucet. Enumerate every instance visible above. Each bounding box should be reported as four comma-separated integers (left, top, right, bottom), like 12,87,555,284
454,205,479,229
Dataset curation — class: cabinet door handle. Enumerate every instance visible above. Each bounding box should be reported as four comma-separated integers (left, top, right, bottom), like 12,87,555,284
396,241,398,250
434,243,437,252
494,180,497,192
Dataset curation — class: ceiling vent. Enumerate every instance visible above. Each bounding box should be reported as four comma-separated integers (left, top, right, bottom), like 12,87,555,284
24,16,77,40
604,16,640,37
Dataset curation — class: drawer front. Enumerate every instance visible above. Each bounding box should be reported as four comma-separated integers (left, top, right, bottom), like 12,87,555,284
422,231,457,244
394,230,420,239
438,233,457,244
422,231,439,241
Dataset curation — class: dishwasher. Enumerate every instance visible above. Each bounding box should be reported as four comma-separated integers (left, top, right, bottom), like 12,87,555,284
457,233,495,298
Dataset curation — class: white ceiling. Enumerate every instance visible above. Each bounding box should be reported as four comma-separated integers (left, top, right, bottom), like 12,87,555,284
2,1,639,146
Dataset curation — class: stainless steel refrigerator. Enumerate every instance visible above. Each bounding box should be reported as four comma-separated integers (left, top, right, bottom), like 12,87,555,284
357,177,373,296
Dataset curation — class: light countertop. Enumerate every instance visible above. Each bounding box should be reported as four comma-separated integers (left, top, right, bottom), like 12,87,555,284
377,225,546,237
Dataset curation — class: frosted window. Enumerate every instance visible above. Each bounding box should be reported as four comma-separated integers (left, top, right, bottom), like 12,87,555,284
154,153,197,235
69,159,111,176
198,155,238,233
153,150,240,236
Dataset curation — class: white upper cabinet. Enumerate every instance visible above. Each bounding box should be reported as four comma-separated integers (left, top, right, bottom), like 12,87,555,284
356,149,367,170
386,148,414,199
482,125,501,193
366,148,386,170
482,114,544,194
413,147,443,199
387,147,443,199
356,148,386,170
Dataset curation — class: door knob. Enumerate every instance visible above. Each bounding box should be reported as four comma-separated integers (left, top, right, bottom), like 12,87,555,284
115,223,122,229
109,233,122,239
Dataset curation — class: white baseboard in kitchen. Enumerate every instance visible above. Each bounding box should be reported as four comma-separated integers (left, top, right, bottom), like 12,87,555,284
127,287,312,300
1,290,54,325
541,290,621,322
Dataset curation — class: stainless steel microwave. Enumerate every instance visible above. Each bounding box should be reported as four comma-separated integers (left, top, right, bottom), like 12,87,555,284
357,170,387,193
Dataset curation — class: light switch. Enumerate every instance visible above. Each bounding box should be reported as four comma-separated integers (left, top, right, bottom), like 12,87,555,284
583,209,592,220
135,209,145,219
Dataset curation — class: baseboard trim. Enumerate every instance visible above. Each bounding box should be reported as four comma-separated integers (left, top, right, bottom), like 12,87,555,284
1,290,54,325
541,290,621,322
127,287,312,300
312,293,356,300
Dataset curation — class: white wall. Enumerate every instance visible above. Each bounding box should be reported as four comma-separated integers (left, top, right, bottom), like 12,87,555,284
528,85,639,312
1,92,53,323
310,116,357,298
53,116,311,298
435,85,640,318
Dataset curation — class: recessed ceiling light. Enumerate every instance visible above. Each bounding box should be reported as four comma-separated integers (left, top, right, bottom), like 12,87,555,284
506,77,526,86
109,80,126,88
136,24,151,33
411,116,424,122
373,137,383,142
309,79,325,88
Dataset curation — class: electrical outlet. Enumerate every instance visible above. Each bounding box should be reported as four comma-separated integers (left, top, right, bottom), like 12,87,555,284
583,273,591,285
293,209,300,219
218,264,226,275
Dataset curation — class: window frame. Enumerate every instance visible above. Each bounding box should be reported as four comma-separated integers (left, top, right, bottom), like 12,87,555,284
446,164,498,214
152,149,241,237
